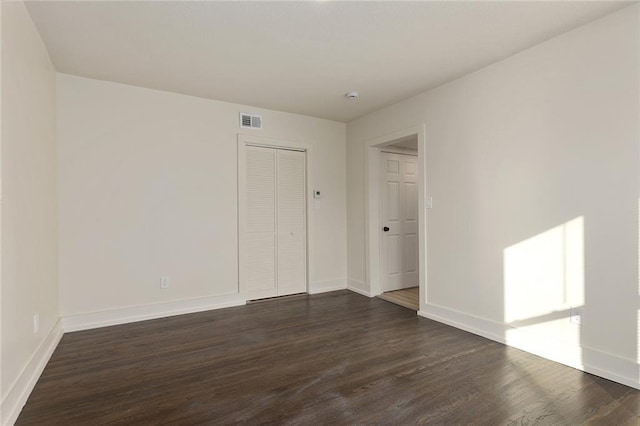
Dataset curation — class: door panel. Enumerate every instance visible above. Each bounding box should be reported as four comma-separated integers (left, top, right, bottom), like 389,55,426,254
388,235,401,276
405,182,418,222
245,146,277,298
246,234,276,292
381,152,419,291
276,150,306,295
386,182,400,221
403,234,418,274
277,232,306,295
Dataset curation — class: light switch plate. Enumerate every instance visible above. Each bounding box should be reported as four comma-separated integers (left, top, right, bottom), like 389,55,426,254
425,196,433,209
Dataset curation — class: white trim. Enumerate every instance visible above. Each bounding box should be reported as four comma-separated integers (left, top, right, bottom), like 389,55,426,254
583,348,640,390
417,128,427,312
419,303,640,390
364,125,427,308
62,293,246,332
244,142,304,152
308,278,347,294
365,146,381,296
419,303,506,343
237,134,315,300
347,278,374,297
2,320,64,426
380,147,418,156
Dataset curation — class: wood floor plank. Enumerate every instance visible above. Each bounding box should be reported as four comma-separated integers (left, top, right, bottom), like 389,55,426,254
378,287,419,310
16,291,640,425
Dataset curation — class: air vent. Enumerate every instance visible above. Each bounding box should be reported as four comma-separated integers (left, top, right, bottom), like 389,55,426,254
240,113,262,129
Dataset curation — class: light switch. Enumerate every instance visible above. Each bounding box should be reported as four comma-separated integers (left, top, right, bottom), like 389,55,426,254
425,196,433,209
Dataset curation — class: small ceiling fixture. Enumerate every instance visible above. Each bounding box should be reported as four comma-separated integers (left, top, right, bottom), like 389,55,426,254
345,91,359,100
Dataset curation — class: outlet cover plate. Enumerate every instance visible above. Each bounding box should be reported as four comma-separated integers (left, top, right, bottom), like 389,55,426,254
160,276,170,289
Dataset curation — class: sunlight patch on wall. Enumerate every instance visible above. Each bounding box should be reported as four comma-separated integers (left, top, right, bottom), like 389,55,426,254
504,217,584,366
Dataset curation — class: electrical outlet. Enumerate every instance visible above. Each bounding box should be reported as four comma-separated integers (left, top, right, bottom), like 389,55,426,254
160,276,170,289
33,313,40,333
570,307,583,325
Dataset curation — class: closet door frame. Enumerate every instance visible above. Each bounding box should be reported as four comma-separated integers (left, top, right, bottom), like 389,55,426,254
237,134,314,300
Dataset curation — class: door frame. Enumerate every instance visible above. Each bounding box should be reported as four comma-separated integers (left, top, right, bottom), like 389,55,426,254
379,150,419,293
237,134,314,300
364,125,427,311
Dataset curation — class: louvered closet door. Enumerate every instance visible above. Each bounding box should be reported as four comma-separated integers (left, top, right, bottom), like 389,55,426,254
276,150,306,296
244,146,306,300
245,146,278,299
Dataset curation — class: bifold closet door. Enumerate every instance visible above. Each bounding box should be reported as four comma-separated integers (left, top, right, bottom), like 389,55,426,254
246,146,278,299
244,146,306,299
276,150,306,296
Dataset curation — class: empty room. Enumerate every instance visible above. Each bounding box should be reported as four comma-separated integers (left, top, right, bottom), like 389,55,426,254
2,0,640,424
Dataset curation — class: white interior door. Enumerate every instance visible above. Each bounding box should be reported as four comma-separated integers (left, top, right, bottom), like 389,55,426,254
380,152,418,292
244,145,306,299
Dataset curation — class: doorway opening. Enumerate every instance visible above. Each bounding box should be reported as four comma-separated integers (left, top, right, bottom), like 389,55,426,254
365,126,426,313
379,141,419,310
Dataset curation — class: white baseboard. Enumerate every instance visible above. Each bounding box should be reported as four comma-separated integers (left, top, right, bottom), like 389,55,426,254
308,278,347,294
347,278,373,297
62,293,247,332
419,303,640,390
582,347,640,390
419,303,506,344
2,320,64,426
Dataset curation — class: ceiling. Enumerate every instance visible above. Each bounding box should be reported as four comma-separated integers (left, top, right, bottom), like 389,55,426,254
26,1,631,122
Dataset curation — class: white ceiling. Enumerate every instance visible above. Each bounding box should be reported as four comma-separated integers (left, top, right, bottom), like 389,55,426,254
26,1,631,122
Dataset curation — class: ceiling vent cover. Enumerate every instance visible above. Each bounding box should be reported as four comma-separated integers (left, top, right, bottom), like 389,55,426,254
240,113,262,129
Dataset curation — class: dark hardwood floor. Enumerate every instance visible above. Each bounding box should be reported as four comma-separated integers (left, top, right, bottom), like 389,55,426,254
17,291,640,425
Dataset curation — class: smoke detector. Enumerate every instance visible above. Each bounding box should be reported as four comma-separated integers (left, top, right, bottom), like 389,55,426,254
345,91,359,100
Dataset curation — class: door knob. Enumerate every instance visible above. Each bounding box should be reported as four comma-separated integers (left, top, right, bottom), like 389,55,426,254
383,226,390,232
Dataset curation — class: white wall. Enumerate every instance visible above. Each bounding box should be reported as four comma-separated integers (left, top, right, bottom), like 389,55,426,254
57,74,346,319
1,1,59,422
347,5,640,386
